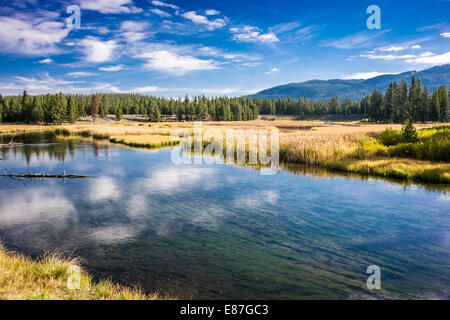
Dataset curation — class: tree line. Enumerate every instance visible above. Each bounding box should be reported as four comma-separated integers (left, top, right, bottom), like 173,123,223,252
0,76,448,124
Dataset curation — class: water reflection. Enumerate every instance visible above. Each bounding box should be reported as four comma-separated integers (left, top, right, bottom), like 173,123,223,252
0,134,449,299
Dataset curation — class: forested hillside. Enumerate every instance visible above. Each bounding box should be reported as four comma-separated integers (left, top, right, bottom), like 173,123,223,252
252,65,450,101
0,76,448,124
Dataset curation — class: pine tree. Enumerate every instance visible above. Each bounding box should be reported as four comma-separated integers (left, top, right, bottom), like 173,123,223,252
115,106,123,121
402,117,418,143
148,101,161,122
383,82,396,123
369,89,383,122
0,95,3,123
67,96,78,124
198,101,209,120
422,85,430,122
437,86,448,122
91,94,99,123
29,97,40,123
431,90,440,122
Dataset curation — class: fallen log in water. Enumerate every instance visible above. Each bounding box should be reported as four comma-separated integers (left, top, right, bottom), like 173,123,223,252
0,139,24,147
0,143,23,147
0,171,93,179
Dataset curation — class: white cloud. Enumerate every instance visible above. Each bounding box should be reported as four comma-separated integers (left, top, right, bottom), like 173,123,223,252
67,71,98,77
0,73,122,95
205,9,220,16
130,86,160,93
99,64,126,72
0,73,79,93
360,53,417,60
151,8,172,17
120,31,147,42
323,30,389,49
269,21,301,34
405,51,450,65
120,20,148,32
0,16,68,55
411,45,422,49
265,67,280,75
441,32,450,38
80,0,142,14
182,11,227,30
360,48,450,66
136,49,219,75
38,58,53,64
118,20,150,42
343,72,392,80
379,46,405,52
79,36,118,63
151,0,179,10
230,26,279,43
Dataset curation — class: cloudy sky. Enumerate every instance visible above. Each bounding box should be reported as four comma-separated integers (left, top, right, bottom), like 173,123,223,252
0,0,449,96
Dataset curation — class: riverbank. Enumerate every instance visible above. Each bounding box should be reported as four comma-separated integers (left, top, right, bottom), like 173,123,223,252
1,121,449,183
0,245,163,300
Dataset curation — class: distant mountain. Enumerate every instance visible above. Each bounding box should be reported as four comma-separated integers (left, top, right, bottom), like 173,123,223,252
251,64,450,100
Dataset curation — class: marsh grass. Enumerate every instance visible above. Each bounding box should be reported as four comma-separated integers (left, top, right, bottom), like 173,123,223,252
109,135,180,149
0,245,164,300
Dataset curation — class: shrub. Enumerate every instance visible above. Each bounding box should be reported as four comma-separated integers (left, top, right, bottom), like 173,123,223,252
388,143,417,158
415,138,450,161
378,129,404,146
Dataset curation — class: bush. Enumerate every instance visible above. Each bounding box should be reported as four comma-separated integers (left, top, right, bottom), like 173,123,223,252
388,143,417,158
378,129,404,146
415,138,450,161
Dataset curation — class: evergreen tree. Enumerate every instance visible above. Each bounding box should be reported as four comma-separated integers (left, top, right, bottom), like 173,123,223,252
437,85,448,122
148,101,161,122
198,101,209,120
115,106,123,121
0,95,3,123
91,94,99,123
422,85,430,122
402,117,419,143
383,82,396,123
431,90,440,122
369,89,383,121
66,96,78,124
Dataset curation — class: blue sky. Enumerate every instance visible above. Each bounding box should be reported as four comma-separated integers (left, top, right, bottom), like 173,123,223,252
0,0,449,97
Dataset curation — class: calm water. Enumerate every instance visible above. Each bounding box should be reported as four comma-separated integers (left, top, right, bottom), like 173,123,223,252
0,134,449,299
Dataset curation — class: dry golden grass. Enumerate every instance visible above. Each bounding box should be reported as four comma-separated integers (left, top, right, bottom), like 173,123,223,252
0,245,164,300
0,124,50,134
280,132,360,164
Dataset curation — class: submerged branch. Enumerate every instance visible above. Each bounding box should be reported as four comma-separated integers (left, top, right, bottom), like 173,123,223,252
0,170,94,179
0,139,24,148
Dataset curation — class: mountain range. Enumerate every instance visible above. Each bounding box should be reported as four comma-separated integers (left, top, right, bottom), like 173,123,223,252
251,64,450,100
